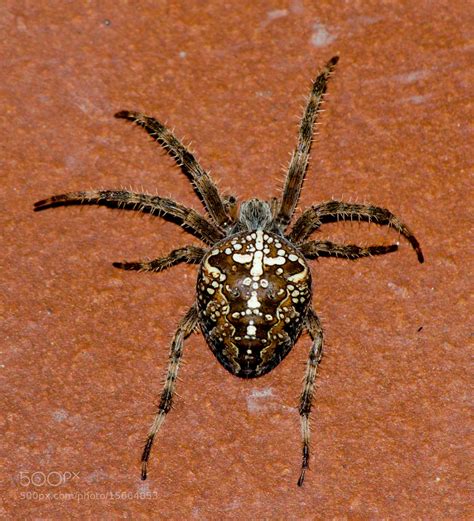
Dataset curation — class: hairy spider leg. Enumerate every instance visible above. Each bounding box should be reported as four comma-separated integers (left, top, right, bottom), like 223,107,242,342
34,190,224,245
300,240,399,260
275,56,339,229
113,245,205,272
115,111,232,229
141,304,199,480
298,308,324,486
289,201,424,263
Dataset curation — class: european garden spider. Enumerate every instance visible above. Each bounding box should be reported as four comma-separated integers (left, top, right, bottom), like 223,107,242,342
34,56,424,486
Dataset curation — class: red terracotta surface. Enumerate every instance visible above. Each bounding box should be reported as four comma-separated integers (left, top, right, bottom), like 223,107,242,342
2,2,471,519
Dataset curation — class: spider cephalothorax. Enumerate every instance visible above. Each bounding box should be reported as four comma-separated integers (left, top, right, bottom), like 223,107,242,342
34,56,424,486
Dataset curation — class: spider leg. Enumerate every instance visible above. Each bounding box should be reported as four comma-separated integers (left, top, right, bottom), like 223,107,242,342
113,245,205,272
300,240,398,260
298,308,324,487
34,190,224,245
115,111,231,229
141,304,199,480
289,201,424,263
274,56,339,229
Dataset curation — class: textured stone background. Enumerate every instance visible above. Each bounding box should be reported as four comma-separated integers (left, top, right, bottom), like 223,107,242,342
2,1,471,519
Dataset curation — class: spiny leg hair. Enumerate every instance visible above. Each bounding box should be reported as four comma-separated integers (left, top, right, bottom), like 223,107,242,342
141,304,199,480
298,308,324,487
275,56,339,229
113,245,205,272
34,190,224,245
115,111,231,229
300,240,398,260
289,200,424,263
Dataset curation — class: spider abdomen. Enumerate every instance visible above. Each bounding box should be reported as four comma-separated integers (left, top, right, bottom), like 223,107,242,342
196,230,311,378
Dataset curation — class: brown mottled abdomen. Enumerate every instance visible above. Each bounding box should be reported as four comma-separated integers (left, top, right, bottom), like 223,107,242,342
196,230,311,378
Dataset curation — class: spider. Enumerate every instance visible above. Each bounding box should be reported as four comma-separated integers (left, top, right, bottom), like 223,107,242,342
34,56,424,486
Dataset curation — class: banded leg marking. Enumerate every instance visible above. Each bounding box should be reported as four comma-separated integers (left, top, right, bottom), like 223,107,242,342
141,304,199,480
113,245,205,272
115,111,231,228
298,308,324,486
289,201,424,263
34,190,224,245
275,56,339,229
300,240,398,260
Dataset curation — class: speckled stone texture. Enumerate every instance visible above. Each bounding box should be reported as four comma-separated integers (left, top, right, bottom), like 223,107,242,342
2,1,471,519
